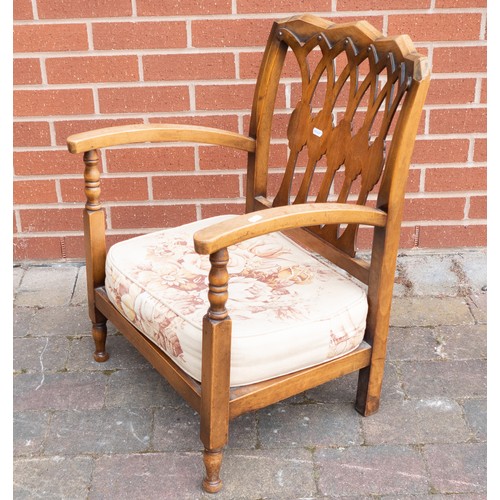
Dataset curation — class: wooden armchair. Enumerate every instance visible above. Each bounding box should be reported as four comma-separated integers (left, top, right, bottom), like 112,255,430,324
67,14,429,493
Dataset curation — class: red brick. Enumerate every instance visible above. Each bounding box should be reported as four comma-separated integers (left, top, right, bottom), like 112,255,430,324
111,205,197,229
388,14,482,42
14,121,51,147
425,167,486,192
93,22,186,50
62,235,86,259
480,78,486,103
418,224,486,248
403,197,465,221
137,0,231,15
14,150,83,175
337,0,429,9
14,237,65,261
199,142,285,170
14,89,94,117
237,0,330,13
412,139,469,164
429,108,486,134
106,147,195,173
401,169,422,194
149,115,239,132
239,51,266,80
99,86,189,114
432,46,486,73
14,0,33,19
54,118,144,146
19,208,83,232
143,53,235,81
425,79,476,105
196,83,285,111
192,19,273,47
200,203,245,219
199,146,247,170
37,0,132,18
14,180,58,204
331,15,384,31
14,24,88,52
13,59,42,85
152,174,240,200
60,177,149,202
468,196,486,219
435,0,486,6
46,56,139,84
473,138,486,163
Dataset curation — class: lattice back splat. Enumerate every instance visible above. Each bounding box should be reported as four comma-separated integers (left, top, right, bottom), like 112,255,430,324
247,16,429,257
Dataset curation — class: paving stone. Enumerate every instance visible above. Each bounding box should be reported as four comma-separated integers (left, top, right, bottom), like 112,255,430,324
304,370,358,403
305,362,404,403
15,265,78,307
462,398,487,442
391,297,474,327
70,265,87,305
67,334,151,371
14,336,70,373
90,452,204,499
13,411,50,457
258,402,362,448
105,368,185,408
152,405,202,452
13,307,36,338
400,253,460,297
45,408,153,454
382,495,486,499
458,250,487,292
27,305,89,337
14,371,107,411
432,324,487,360
467,290,487,324
315,445,429,496
13,456,93,499
228,412,259,450
13,266,25,292
400,360,487,399
387,327,440,361
424,443,486,494
212,448,316,500
362,398,470,445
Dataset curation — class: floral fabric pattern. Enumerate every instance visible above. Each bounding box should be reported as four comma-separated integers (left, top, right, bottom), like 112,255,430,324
105,215,368,386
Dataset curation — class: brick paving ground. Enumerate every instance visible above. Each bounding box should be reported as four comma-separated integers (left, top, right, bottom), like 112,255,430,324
13,253,487,499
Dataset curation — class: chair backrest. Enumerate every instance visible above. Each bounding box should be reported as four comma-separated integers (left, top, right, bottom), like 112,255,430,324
246,15,429,271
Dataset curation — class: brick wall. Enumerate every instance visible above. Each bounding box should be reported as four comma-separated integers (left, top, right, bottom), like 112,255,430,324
13,1,487,261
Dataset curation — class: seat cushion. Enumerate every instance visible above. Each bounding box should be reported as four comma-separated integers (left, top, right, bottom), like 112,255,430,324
105,215,368,387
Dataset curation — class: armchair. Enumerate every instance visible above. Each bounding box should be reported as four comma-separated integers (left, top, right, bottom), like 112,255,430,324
67,14,429,493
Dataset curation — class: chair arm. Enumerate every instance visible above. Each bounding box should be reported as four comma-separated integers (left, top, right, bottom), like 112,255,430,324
67,124,256,154
193,203,387,254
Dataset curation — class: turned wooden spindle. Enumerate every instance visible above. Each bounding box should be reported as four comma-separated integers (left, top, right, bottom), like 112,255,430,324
83,149,109,362
207,248,230,321
200,248,231,493
91,321,109,362
84,149,102,211
202,448,224,493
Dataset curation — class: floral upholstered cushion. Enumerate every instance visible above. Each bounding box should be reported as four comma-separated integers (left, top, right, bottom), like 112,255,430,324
105,215,368,387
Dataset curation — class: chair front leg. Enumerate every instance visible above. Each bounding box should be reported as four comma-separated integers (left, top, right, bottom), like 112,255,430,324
200,248,232,493
83,150,109,362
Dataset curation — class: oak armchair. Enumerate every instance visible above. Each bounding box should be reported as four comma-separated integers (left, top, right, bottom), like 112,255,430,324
67,15,429,493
